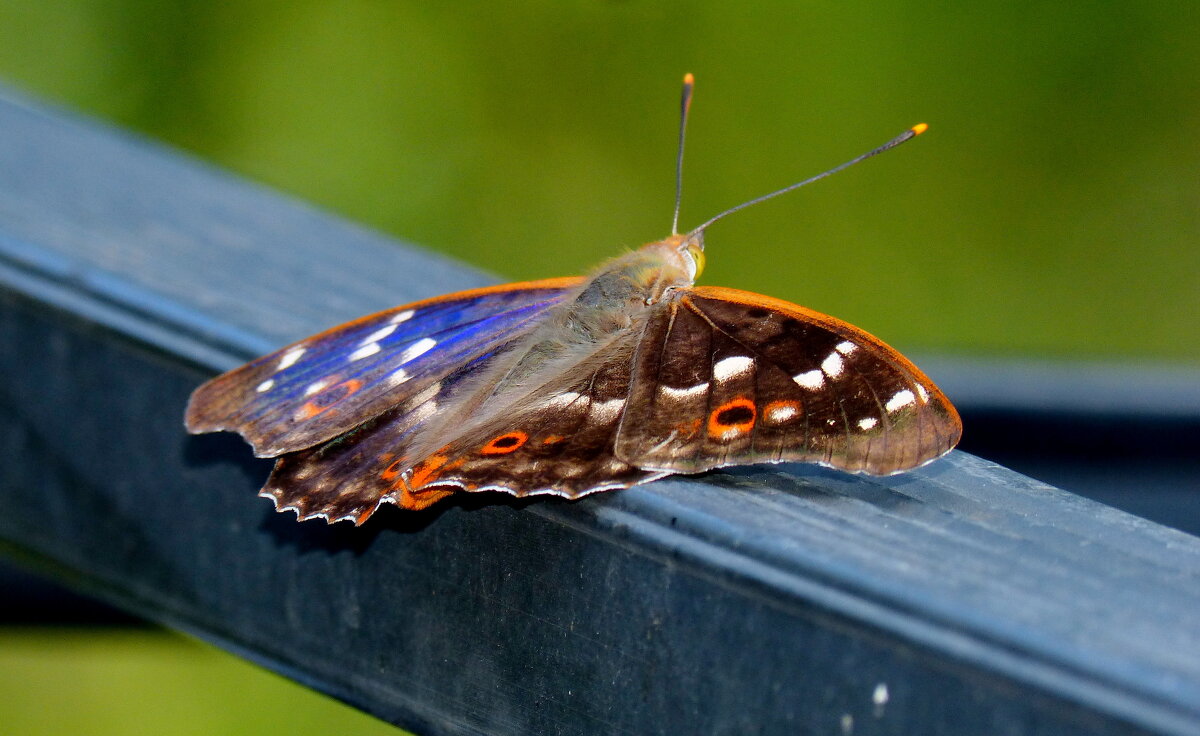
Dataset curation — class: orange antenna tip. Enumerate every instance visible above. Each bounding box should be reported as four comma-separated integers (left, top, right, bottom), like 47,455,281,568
672,74,696,234
687,122,928,236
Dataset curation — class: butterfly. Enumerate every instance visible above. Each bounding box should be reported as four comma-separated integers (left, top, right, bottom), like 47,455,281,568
186,75,961,525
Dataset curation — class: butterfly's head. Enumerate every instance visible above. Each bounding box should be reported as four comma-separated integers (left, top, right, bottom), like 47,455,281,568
649,232,706,282
681,232,706,280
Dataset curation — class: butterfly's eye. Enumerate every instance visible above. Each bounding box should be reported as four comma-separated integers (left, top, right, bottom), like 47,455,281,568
686,243,705,280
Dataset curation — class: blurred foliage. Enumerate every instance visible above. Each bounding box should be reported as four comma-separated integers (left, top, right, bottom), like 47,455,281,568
0,1,1197,362
0,629,405,735
0,1,1197,732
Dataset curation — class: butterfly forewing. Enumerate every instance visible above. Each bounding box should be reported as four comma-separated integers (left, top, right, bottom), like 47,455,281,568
616,286,961,476
186,278,582,457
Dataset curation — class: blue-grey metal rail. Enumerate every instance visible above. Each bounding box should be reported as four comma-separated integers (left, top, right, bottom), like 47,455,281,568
1,87,1197,736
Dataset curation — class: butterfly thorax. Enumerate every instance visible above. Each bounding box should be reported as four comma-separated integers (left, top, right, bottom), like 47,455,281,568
568,236,698,333
470,238,696,390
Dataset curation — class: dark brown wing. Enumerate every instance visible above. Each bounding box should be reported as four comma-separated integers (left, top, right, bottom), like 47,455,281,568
264,335,663,522
396,338,664,499
615,286,961,476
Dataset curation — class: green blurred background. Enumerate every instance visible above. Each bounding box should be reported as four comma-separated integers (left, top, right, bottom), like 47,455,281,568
0,1,1196,734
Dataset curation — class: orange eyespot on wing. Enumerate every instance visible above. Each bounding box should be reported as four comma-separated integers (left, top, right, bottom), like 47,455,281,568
481,431,529,455
707,398,757,438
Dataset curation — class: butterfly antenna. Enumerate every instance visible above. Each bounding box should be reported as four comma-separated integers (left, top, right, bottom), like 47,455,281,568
671,73,695,236
687,123,928,237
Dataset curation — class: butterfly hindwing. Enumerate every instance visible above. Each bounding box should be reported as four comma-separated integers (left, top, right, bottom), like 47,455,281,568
398,343,663,499
263,335,660,521
259,340,522,522
186,278,582,457
615,286,961,476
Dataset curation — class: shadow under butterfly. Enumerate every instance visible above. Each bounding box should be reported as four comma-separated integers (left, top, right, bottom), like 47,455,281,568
186,74,962,525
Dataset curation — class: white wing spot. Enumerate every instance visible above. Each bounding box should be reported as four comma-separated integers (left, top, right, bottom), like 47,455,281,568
835,341,858,355
255,378,275,393
278,347,306,370
793,369,825,390
388,309,415,324
858,417,879,430
362,324,398,345
886,389,916,413
768,404,798,423
304,379,329,396
821,351,845,378
591,398,626,421
349,342,381,362
399,337,437,364
660,383,709,400
713,356,753,381
916,384,929,402
387,368,411,386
